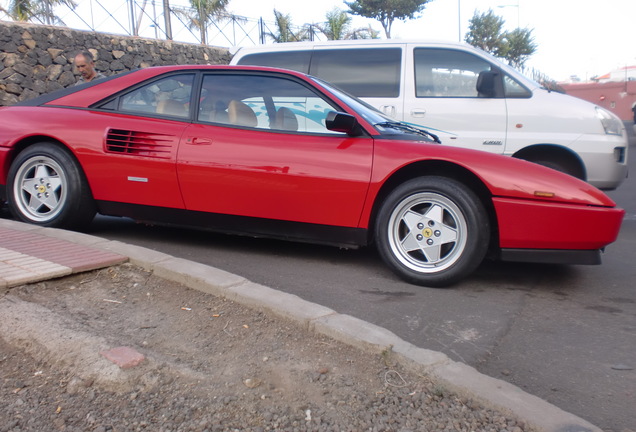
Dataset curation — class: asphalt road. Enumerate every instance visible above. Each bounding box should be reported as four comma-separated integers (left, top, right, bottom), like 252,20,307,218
4,139,634,430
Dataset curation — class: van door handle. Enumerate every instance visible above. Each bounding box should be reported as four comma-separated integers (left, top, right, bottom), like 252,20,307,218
379,105,396,117
410,109,426,117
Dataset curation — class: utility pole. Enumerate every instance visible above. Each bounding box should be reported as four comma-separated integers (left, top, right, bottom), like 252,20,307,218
458,0,461,42
128,0,137,35
163,0,173,40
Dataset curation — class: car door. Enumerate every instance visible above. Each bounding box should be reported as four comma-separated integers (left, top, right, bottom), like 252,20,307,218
85,72,195,209
177,72,373,228
403,45,508,153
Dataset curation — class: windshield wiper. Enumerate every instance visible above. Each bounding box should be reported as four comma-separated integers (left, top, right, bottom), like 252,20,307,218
375,121,441,143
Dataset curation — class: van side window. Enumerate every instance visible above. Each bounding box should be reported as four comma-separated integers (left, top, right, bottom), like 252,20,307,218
414,48,492,98
503,75,532,98
310,48,402,98
236,51,312,74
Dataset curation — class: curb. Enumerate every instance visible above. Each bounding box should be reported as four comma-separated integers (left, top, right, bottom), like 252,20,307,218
0,219,601,432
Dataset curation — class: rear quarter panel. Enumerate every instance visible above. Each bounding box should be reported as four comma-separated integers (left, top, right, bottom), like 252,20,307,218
0,107,186,209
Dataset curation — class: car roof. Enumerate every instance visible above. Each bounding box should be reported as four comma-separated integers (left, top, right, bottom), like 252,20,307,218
24,65,314,108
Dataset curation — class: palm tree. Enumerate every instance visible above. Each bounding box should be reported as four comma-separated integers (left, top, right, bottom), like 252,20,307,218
318,8,351,40
5,0,77,25
175,0,230,45
349,25,380,40
317,8,380,40
265,9,308,43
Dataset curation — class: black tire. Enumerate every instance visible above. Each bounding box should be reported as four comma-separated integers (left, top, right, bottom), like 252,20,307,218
7,143,96,229
521,156,584,180
375,177,490,287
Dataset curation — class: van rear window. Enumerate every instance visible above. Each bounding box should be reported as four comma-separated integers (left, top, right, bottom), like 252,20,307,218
310,48,401,98
236,51,312,74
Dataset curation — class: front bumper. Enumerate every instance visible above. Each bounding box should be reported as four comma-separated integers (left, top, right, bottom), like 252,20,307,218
493,197,624,252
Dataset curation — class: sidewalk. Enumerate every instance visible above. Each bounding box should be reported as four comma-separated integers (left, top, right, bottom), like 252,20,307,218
0,218,601,432
0,224,127,288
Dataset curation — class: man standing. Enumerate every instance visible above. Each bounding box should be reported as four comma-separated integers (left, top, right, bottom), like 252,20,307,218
74,51,105,84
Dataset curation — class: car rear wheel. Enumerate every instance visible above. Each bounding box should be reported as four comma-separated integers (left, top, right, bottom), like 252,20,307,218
375,177,490,287
7,143,96,229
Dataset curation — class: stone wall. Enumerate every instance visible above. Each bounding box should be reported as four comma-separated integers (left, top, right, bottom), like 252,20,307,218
0,21,231,106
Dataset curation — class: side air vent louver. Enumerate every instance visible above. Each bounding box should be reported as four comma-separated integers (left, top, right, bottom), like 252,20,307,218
105,129,174,159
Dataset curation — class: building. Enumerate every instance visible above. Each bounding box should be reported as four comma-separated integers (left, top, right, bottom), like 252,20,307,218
560,66,636,122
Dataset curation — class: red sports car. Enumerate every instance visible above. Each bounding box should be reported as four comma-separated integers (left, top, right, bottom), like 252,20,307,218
0,65,625,287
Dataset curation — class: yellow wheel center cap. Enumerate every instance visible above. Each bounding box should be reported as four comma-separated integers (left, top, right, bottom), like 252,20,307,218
422,228,433,238
37,185,47,193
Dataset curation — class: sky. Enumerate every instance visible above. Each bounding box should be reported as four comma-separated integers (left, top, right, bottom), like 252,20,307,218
1,0,632,82
217,0,635,83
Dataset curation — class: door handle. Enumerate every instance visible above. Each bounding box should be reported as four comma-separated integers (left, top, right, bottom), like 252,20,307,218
410,109,426,117
379,105,396,117
186,137,213,145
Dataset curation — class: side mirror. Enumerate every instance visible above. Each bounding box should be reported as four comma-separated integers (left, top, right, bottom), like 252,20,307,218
476,70,497,98
326,111,360,136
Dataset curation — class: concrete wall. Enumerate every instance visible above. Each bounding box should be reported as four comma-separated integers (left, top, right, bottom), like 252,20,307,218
0,21,231,106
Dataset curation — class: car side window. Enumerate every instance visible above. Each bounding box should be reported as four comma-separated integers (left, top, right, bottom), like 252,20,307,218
414,48,493,98
309,48,402,98
503,75,532,98
197,74,345,135
118,74,195,118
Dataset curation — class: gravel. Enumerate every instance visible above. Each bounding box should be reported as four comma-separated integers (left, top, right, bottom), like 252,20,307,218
1,264,533,432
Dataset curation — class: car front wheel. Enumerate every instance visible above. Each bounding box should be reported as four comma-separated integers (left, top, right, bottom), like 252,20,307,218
375,177,490,287
7,143,96,229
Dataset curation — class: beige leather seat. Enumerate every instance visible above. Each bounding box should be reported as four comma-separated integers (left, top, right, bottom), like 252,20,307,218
227,100,257,127
274,107,298,131
156,99,187,117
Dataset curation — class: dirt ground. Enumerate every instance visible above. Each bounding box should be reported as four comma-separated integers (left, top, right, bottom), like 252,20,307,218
0,263,530,432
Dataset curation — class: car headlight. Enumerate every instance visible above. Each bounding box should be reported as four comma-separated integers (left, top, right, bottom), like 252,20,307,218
595,107,623,136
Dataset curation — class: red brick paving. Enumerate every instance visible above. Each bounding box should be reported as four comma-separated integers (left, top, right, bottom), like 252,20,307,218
0,227,127,288
0,228,127,273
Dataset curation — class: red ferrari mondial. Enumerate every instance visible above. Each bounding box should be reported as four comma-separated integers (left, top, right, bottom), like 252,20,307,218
0,66,625,287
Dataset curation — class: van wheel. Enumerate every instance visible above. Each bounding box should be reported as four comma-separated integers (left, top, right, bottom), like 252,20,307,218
520,155,584,180
7,143,96,229
375,177,490,287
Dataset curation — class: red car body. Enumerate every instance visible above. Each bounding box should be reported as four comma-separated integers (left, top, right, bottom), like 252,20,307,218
0,66,625,286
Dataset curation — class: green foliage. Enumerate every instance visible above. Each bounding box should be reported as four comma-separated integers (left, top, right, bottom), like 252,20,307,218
345,0,432,38
5,0,77,25
504,28,537,69
350,25,381,39
319,8,352,40
317,7,380,40
265,9,309,43
465,9,537,69
464,9,506,56
175,0,230,45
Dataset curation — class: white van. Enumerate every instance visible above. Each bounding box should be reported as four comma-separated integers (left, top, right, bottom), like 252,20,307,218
231,40,628,190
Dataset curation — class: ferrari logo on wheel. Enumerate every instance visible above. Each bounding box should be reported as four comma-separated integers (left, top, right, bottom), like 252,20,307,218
422,228,433,238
